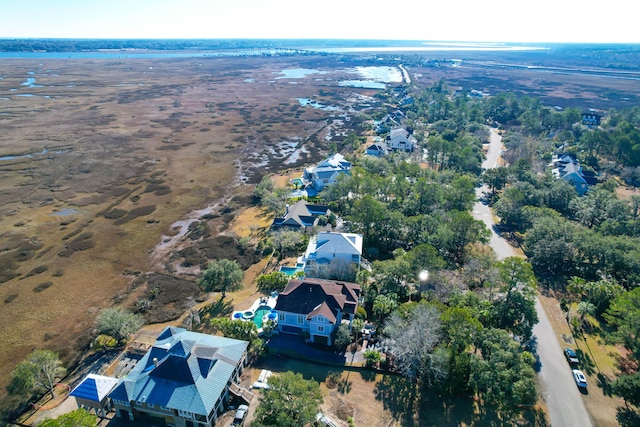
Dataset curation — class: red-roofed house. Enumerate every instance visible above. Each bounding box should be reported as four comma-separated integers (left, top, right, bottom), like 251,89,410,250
274,278,361,346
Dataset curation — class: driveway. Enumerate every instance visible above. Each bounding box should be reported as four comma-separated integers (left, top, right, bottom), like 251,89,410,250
265,333,365,365
473,128,593,427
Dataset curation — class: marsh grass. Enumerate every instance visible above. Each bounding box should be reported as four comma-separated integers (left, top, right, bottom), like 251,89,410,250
0,55,370,410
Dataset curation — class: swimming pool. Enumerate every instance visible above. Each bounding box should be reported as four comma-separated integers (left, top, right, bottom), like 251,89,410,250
279,265,303,277
253,306,273,328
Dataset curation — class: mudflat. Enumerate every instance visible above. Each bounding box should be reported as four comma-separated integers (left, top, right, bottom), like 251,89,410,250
2,46,639,401
0,55,375,393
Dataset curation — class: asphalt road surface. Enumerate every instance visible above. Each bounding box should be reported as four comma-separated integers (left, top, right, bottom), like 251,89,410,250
472,129,593,427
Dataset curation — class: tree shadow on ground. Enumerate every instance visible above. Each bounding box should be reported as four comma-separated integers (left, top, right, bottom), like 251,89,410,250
574,345,597,376
373,374,422,426
337,374,352,394
525,335,542,372
617,406,640,427
198,297,234,322
359,369,377,382
373,374,549,427
322,370,353,394
472,398,548,427
597,372,614,397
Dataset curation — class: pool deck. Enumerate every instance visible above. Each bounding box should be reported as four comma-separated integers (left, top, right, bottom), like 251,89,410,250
231,294,278,322
249,294,278,311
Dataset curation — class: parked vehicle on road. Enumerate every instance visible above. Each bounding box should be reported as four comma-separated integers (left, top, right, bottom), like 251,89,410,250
232,404,249,426
564,347,579,365
572,369,588,388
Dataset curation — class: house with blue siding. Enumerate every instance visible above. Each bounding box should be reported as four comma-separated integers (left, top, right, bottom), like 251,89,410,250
109,327,248,427
303,153,352,192
552,153,598,196
274,278,361,346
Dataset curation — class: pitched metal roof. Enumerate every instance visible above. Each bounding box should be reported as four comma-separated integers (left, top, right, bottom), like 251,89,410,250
306,232,362,258
273,201,330,228
306,153,352,176
70,374,119,402
109,327,248,416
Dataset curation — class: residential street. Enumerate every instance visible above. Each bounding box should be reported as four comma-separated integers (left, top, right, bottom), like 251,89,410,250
473,128,593,427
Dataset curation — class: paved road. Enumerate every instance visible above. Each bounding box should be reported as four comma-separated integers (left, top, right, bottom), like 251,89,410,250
473,129,592,427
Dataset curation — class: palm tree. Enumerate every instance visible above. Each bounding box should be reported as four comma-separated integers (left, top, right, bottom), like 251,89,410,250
577,301,596,322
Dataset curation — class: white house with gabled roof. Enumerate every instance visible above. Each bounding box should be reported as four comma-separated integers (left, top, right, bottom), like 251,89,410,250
303,153,352,191
300,231,365,277
387,128,416,152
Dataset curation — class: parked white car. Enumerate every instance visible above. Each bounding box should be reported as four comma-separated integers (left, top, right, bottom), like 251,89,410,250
572,369,588,389
232,404,249,426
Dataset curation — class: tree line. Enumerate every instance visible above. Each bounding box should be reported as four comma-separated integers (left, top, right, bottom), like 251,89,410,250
455,85,640,414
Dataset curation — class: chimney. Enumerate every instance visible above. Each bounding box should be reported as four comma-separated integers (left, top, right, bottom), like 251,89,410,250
285,204,289,214
153,357,159,367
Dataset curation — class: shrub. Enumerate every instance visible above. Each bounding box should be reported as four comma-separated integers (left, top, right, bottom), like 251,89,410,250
364,349,381,368
25,265,48,277
93,334,118,350
256,272,289,294
33,282,53,292
104,208,127,219
95,308,143,343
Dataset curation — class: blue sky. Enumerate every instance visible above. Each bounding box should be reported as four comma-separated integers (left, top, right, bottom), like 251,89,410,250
0,0,637,43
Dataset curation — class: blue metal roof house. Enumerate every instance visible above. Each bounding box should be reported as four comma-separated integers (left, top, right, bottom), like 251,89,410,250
109,326,249,427
70,373,119,417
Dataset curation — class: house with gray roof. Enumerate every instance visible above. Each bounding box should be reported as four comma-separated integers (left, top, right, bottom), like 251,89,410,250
272,200,331,230
303,153,352,191
109,327,248,427
365,141,389,157
387,127,416,152
375,110,405,134
552,153,598,196
301,231,367,278
274,278,361,346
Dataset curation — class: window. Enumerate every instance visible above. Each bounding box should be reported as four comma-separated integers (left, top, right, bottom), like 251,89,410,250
297,315,305,325
279,313,285,322
317,315,324,323
178,409,193,419
317,325,324,332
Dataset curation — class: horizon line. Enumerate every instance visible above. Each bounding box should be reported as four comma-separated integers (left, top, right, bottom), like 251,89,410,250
0,37,638,46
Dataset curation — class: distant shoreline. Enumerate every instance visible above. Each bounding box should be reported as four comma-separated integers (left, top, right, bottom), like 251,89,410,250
1,38,620,55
